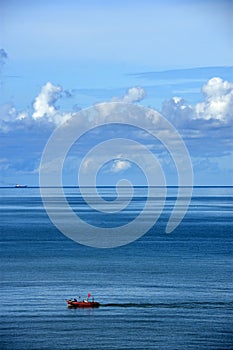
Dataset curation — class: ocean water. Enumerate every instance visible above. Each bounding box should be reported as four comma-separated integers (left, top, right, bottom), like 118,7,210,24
0,186,232,350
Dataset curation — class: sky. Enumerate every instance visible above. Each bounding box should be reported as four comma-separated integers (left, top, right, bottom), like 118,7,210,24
0,0,233,186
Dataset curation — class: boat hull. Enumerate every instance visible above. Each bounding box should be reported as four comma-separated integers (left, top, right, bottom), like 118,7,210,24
66,300,100,308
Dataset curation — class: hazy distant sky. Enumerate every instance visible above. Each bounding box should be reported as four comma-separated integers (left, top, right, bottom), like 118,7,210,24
0,0,232,186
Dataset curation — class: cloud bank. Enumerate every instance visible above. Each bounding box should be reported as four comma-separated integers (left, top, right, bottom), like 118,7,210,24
2,77,231,133
0,77,232,169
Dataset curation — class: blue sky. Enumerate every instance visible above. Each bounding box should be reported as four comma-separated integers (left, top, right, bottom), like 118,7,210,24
0,0,233,186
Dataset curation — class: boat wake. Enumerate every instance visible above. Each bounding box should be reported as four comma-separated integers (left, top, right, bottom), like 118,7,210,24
100,301,233,309
101,303,155,308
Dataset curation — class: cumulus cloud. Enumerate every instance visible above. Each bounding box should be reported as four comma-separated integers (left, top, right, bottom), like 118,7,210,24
161,77,233,157
122,86,146,103
111,86,146,104
1,77,232,165
78,155,132,175
162,77,233,126
161,96,193,127
111,159,131,173
194,77,233,123
0,82,73,131
2,77,233,185
32,82,72,124
32,82,63,120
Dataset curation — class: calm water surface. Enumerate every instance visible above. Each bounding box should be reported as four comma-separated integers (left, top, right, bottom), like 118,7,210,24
0,187,233,349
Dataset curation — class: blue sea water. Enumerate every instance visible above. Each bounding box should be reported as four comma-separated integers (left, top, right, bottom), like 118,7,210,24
0,186,233,350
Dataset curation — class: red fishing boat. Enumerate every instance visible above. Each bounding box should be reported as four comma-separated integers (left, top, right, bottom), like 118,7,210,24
66,300,100,308
66,293,100,308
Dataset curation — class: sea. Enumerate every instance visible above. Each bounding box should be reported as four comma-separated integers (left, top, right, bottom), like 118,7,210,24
0,186,232,350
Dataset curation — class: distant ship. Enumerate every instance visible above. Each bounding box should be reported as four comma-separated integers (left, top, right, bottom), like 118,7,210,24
15,184,28,188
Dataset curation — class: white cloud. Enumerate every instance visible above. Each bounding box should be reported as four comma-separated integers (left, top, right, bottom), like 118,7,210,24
81,157,97,173
17,111,28,120
32,82,62,120
0,82,73,131
111,86,146,104
161,96,193,127
0,103,18,132
160,77,233,158
78,156,132,175
32,82,72,124
122,86,146,103
111,159,131,173
162,77,233,126
194,77,233,122
1,77,232,167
